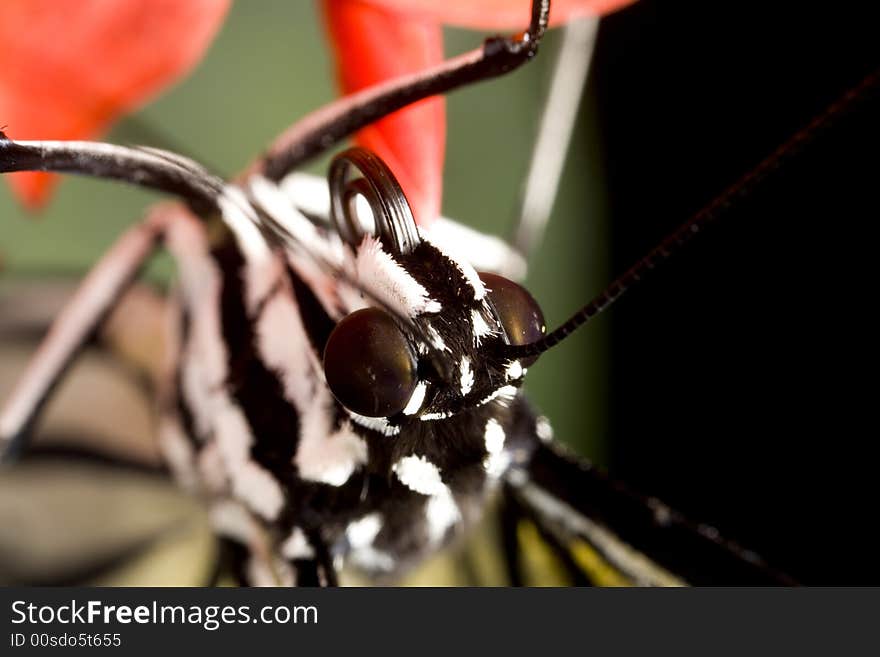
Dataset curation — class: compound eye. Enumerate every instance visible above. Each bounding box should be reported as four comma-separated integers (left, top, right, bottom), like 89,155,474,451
479,272,546,366
323,307,417,418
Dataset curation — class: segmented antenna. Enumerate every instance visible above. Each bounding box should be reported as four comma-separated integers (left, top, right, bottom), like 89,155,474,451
501,66,880,361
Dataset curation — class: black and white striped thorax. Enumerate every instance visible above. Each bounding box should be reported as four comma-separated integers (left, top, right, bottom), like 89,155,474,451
158,148,547,584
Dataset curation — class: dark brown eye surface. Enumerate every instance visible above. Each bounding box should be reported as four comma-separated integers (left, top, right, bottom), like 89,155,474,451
480,272,546,366
323,307,417,417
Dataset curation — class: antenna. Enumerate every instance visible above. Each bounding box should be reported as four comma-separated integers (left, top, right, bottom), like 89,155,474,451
501,66,880,361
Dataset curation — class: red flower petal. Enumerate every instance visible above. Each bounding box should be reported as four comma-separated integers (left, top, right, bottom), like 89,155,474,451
323,0,444,226
0,0,230,208
323,0,634,226
345,0,637,30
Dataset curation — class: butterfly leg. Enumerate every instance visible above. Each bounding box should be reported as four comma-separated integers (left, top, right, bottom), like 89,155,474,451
499,488,525,586
510,17,599,261
255,0,551,182
0,204,192,461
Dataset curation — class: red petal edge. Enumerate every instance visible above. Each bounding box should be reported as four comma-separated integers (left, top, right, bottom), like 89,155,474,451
323,0,445,226
351,0,637,30
0,0,230,208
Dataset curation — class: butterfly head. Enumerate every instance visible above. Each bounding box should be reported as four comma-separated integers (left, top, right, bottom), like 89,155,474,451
321,148,546,423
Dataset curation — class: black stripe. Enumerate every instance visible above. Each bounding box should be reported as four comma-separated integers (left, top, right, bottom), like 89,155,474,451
292,559,321,586
286,264,336,356
400,242,482,312
503,486,597,587
174,307,201,449
214,537,251,586
213,238,301,489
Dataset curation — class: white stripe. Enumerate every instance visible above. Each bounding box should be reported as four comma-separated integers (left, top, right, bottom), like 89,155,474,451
234,460,286,520
215,402,285,520
296,415,368,487
483,418,509,477
346,513,383,548
196,440,228,496
346,411,401,436
535,416,554,442
459,357,474,396
281,528,316,560
218,186,271,264
166,216,225,439
426,325,448,351
353,236,441,318
471,308,495,343
420,410,453,422
402,381,428,416
505,360,524,381
478,385,519,408
254,286,317,409
345,513,396,572
157,416,198,492
425,489,461,544
166,214,285,521
392,455,446,496
484,418,506,455
220,185,281,312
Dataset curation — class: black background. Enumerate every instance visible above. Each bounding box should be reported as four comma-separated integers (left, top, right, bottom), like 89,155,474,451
593,1,879,584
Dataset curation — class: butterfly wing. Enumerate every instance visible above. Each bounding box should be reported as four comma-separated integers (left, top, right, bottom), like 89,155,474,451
503,436,796,586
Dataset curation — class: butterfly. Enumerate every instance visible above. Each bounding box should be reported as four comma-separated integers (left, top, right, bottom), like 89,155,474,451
1,0,872,583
